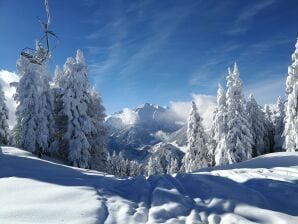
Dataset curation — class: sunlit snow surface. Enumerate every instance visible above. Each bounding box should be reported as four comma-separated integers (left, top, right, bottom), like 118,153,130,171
0,147,297,224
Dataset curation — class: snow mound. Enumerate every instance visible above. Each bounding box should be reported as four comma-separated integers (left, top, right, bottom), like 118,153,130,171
1,147,298,224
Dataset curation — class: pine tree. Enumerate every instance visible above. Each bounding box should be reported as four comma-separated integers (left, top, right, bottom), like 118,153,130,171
284,38,298,152
59,50,93,168
182,101,208,172
273,97,285,151
106,151,118,175
129,160,142,176
167,157,179,174
225,63,253,163
87,88,107,171
0,82,9,145
53,65,63,86
38,57,55,154
246,94,270,156
147,157,163,176
211,83,228,166
14,42,53,154
50,65,65,154
264,104,275,151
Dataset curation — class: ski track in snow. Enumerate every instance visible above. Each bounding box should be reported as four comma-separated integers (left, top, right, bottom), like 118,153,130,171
0,147,298,224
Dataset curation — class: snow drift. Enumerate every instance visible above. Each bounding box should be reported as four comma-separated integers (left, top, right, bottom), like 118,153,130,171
0,146,297,224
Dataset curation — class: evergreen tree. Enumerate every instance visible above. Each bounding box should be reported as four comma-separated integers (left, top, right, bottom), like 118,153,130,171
284,39,298,152
38,57,55,154
273,97,285,151
59,50,93,168
87,88,107,172
14,42,53,154
264,104,275,152
167,157,179,174
0,82,9,145
106,151,118,175
225,63,253,163
106,152,144,177
182,101,208,172
51,65,67,156
53,65,63,86
147,157,163,176
246,94,270,156
211,83,228,166
129,160,142,176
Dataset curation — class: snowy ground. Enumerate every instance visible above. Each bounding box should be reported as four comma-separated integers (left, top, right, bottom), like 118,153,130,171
0,147,297,224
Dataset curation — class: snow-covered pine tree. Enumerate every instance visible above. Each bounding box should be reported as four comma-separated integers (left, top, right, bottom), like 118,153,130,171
264,104,275,151
87,88,107,171
273,97,285,151
117,151,129,176
225,63,253,163
51,65,68,156
211,83,228,166
59,50,93,168
129,160,142,176
106,151,118,175
0,82,9,145
284,38,298,152
14,42,53,154
53,65,63,85
246,94,270,156
182,101,208,172
167,157,179,174
147,157,163,176
38,55,55,154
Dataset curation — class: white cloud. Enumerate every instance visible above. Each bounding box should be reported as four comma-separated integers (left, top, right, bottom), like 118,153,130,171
193,94,217,129
0,70,19,128
167,94,216,130
116,108,139,126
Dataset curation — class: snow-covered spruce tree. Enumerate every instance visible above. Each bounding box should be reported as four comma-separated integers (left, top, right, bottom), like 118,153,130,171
51,65,67,156
182,101,208,172
106,151,118,175
273,97,285,151
0,82,9,145
284,39,298,152
225,63,253,163
129,160,142,176
167,157,179,174
211,83,228,166
14,42,54,154
38,56,55,154
147,157,163,176
264,104,275,151
87,88,107,171
106,152,144,177
246,94,270,156
58,50,93,168
53,65,63,85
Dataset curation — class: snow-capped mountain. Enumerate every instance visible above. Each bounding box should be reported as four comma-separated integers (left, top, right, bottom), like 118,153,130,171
105,103,184,159
166,124,188,152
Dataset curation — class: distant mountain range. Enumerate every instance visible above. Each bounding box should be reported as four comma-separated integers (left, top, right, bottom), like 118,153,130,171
105,103,187,161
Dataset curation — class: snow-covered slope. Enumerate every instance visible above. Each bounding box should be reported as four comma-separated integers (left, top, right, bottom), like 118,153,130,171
1,147,298,224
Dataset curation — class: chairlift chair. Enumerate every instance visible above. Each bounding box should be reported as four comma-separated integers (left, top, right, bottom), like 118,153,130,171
20,0,58,65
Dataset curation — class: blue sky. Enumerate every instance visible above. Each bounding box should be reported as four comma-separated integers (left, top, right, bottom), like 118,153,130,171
0,0,297,113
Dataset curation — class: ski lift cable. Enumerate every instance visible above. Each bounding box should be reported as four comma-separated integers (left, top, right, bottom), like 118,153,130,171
45,0,51,26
